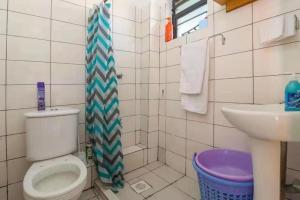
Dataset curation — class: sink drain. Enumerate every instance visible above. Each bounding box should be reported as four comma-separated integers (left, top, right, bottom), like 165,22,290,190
130,180,152,194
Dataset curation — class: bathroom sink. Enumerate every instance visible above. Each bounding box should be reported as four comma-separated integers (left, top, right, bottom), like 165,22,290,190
222,104,300,142
222,104,300,200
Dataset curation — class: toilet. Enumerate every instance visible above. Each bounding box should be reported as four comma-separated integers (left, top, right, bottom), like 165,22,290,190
23,107,87,200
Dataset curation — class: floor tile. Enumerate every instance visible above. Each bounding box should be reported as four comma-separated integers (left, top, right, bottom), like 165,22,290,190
146,185,194,200
129,172,169,198
116,183,144,200
124,167,150,181
145,161,164,171
152,165,183,184
79,189,97,200
173,176,200,199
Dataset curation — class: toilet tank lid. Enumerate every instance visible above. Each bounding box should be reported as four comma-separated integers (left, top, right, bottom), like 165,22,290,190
25,107,80,118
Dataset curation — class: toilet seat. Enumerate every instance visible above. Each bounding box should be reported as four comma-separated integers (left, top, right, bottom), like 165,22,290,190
23,155,87,200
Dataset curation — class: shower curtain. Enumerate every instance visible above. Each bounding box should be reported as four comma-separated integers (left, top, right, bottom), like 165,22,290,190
86,2,124,192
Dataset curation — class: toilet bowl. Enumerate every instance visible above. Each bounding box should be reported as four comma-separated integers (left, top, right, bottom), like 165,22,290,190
23,155,87,200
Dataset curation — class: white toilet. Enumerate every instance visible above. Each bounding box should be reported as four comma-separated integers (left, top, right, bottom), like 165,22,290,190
23,107,87,200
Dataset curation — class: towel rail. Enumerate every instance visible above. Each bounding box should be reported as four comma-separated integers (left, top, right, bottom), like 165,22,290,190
208,33,226,45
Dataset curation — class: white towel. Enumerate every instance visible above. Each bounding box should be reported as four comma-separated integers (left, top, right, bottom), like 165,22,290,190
180,39,210,114
259,15,297,45
180,40,208,94
259,16,285,44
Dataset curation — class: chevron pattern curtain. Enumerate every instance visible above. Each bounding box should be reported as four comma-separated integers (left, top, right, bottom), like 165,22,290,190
86,2,124,192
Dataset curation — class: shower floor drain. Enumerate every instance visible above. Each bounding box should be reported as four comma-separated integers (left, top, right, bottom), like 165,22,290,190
130,180,152,194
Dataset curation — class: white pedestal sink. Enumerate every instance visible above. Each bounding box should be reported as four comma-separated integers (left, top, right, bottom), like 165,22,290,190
222,104,300,200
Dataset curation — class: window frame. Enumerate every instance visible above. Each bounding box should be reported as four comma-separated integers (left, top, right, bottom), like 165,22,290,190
172,0,208,38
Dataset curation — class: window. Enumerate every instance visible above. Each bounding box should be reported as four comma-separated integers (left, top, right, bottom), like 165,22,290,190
172,0,208,38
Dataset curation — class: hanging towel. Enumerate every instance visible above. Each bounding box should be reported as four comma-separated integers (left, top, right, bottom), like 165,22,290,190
180,39,210,114
259,15,297,45
180,40,208,94
86,2,124,192
259,16,285,44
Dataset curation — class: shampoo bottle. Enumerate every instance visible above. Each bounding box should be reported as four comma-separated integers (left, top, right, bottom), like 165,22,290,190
285,73,300,111
37,82,45,111
165,16,173,42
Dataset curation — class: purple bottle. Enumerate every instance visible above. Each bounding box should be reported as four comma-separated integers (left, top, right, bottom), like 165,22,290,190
37,82,45,111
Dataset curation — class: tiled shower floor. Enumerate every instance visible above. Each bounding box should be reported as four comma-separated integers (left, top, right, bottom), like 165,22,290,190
116,161,200,200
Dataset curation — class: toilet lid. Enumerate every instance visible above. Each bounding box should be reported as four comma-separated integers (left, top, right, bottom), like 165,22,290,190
23,155,87,199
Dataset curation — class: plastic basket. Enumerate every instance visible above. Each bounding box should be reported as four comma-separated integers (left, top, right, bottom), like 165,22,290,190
193,154,253,200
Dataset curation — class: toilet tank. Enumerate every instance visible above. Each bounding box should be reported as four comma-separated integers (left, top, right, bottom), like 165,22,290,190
25,107,80,161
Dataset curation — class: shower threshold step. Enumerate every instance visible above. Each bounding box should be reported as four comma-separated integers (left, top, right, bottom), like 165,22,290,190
123,144,146,155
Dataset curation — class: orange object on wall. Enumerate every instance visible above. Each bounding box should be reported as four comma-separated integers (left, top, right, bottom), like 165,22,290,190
213,0,229,5
165,17,173,42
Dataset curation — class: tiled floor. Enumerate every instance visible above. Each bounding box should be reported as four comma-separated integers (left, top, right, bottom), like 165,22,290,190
116,161,200,200
79,188,103,200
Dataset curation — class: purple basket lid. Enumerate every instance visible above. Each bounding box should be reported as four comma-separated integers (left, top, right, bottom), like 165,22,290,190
195,149,253,182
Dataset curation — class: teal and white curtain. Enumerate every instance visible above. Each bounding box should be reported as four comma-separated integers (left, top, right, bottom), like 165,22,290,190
86,2,124,192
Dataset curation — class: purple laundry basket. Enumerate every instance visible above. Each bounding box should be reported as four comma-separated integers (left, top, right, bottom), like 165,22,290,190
193,149,254,200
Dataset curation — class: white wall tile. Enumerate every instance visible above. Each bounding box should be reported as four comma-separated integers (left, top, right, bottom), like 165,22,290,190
7,157,31,184
52,20,85,45
187,121,213,146
119,84,136,100
52,0,85,25
0,0,7,9
215,78,253,103
113,16,135,36
166,83,180,100
51,63,85,84
149,68,159,83
113,34,135,52
166,65,180,83
0,10,7,35
254,75,288,104
186,140,212,160
148,131,159,148
121,116,136,133
7,85,50,109
187,102,214,124
214,4,252,34
115,51,135,68
118,68,136,84
166,134,185,156
0,86,4,111
166,100,186,119
8,182,23,200
215,51,253,79
51,42,85,64
119,100,136,117
112,0,136,21
0,112,5,136
166,151,185,174
166,47,180,66
9,0,51,18
7,61,50,84
7,36,50,62
215,25,252,57
51,85,85,106
253,0,300,22
7,133,25,159
0,161,7,187
6,109,33,135
214,125,250,152
8,12,50,40
0,60,4,85
166,117,186,138
0,137,6,161
0,35,6,60
254,42,300,76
